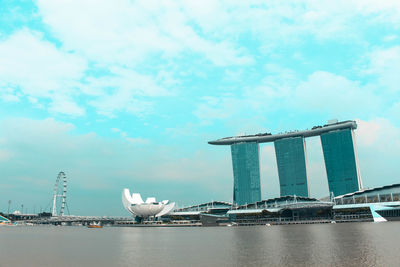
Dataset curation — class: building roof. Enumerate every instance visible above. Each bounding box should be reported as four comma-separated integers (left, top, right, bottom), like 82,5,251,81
236,195,321,209
174,201,232,212
233,195,332,211
227,209,265,215
335,183,400,199
208,120,357,145
333,202,400,209
169,211,202,216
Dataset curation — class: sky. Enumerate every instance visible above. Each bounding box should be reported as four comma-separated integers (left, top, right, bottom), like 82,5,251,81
1,0,400,216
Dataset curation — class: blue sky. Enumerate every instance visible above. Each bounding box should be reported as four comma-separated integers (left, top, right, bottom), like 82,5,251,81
1,0,400,216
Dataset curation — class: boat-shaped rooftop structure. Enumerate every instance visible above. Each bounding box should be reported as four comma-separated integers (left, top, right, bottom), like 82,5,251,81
208,120,357,145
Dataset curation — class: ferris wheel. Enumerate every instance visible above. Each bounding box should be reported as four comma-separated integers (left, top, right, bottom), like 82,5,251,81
51,171,67,216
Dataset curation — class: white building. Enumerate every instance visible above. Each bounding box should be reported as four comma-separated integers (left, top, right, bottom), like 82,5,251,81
122,188,175,218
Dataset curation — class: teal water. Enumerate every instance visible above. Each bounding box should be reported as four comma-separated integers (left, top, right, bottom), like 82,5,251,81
1,222,400,266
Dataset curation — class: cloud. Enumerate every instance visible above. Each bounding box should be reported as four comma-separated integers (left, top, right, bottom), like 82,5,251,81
292,71,380,116
383,35,398,42
0,149,12,161
355,118,400,188
356,118,400,150
0,117,75,152
85,66,170,117
0,29,173,118
193,96,238,124
350,0,400,25
0,29,87,116
111,127,149,144
365,46,400,92
194,69,382,128
177,0,400,48
3,0,400,120
0,88,21,102
36,0,252,67
48,96,85,116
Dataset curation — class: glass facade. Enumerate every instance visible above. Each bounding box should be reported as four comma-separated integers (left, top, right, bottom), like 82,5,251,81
274,137,309,197
231,142,261,205
321,129,361,197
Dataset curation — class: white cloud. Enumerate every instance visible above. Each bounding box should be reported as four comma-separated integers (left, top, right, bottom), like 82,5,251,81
36,0,252,67
84,66,171,117
193,96,242,124
356,118,400,150
49,96,86,117
1,117,75,146
194,70,382,127
111,127,149,144
0,29,87,116
293,71,380,116
176,0,400,48
0,29,174,117
365,46,400,92
89,94,153,118
0,149,11,161
1,94,20,102
84,67,169,98
0,88,20,102
4,0,399,120
350,0,400,25
383,35,398,42
355,118,400,188
389,102,400,123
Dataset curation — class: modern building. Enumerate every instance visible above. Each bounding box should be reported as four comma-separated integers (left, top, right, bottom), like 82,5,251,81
168,201,232,222
321,128,362,197
333,184,400,222
274,137,309,197
164,184,400,225
227,196,333,224
231,142,261,205
166,197,333,226
209,120,362,202
122,188,175,218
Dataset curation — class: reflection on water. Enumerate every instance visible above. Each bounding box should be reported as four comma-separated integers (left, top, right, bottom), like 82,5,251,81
328,223,377,266
1,223,400,266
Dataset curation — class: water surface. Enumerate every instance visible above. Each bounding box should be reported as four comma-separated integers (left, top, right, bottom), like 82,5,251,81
1,222,400,266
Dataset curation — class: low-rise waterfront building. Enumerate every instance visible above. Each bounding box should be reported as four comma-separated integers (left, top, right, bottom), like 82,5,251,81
165,184,400,225
333,184,400,222
227,196,333,225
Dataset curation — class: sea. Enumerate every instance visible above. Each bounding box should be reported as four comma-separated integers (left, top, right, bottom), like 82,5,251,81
1,222,400,267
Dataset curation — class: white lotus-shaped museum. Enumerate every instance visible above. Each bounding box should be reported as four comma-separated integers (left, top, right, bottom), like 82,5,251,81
122,188,175,217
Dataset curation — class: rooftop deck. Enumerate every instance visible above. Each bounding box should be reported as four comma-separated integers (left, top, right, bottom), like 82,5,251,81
208,120,357,145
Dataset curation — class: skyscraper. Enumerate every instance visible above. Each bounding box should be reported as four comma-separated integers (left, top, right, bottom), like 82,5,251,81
231,142,261,205
320,128,362,197
274,137,309,197
210,120,362,203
